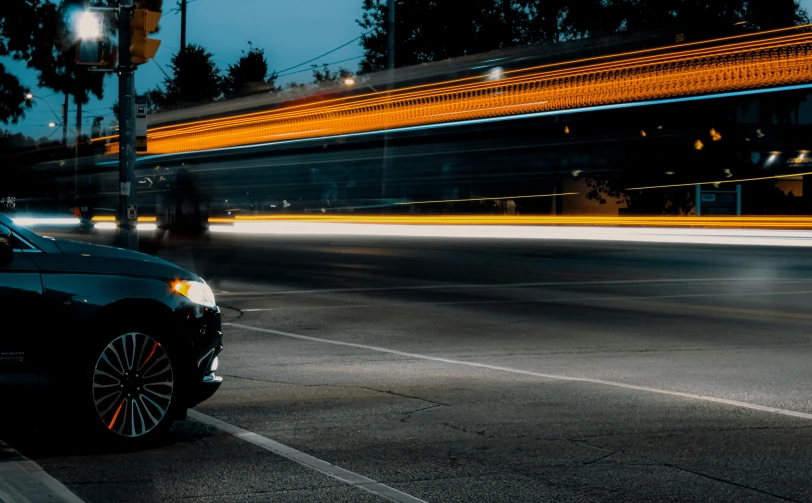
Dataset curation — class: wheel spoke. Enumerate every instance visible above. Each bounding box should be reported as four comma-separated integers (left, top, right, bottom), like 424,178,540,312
106,345,127,376
143,383,172,400
100,353,124,376
96,391,122,416
94,369,121,384
138,395,160,425
140,394,167,416
143,354,170,379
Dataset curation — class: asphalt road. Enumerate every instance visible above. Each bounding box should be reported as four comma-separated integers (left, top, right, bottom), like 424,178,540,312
5,232,812,502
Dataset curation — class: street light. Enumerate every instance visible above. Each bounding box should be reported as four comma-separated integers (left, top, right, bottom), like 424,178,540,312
25,92,34,101
48,122,57,128
75,10,103,40
343,78,356,86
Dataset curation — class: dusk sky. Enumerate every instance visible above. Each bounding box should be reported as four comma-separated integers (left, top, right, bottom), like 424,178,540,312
5,0,812,139
6,0,364,138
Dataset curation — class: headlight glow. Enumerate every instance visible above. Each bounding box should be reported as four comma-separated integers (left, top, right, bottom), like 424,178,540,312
172,280,217,308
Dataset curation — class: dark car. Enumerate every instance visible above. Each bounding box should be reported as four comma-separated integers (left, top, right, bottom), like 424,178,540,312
0,213,222,445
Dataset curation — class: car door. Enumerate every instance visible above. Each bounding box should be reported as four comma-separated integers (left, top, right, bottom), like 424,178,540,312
0,227,43,387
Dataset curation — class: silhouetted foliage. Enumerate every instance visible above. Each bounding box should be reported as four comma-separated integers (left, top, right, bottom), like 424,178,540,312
222,42,277,96
157,44,223,107
311,64,353,83
358,0,809,73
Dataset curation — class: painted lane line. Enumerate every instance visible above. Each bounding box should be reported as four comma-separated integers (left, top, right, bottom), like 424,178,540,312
0,441,84,503
226,323,812,422
187,410,427,503
236,289,812,313
215,277,812,297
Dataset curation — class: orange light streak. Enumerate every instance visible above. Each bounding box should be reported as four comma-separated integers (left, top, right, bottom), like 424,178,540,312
96,29,812,156
91,216,157,222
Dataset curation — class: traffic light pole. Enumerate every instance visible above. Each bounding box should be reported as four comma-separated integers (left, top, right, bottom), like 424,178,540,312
117,0,138,250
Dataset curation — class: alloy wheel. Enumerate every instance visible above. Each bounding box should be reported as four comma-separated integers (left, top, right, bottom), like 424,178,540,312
92,332,174,437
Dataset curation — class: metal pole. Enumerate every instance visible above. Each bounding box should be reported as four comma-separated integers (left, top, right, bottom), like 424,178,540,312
382,0,395,204
387,0,395,72
62,93,69,145
75,101,82,206
117,0,139,250
180,0,187,52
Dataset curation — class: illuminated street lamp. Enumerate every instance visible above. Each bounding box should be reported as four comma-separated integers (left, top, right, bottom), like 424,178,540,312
25,92,34,101
75,10,103,40
48,122,57,128
343,78,356,86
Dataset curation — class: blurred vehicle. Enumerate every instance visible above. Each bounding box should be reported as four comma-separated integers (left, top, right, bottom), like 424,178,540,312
0,213,223,446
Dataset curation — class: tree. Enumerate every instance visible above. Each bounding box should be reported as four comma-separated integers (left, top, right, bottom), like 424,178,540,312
0,0,44,123
358,0,512,73
222,42,277,96
357,1,809,73
160,44,223,107
311,64,353,83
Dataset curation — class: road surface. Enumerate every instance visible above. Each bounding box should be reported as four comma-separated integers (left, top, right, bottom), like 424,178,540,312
3,234,812,502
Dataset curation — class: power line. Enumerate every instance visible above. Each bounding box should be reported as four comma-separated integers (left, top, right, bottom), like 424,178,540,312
152,58,173,81
270,29,374,78
276,55,365,79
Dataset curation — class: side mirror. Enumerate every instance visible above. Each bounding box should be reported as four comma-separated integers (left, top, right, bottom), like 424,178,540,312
0,225,13,265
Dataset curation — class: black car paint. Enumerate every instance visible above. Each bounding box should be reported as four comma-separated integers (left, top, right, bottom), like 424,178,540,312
0,214,222,412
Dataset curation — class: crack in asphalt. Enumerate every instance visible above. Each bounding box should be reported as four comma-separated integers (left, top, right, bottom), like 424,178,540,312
553,436,803,502
219,305,245,319
223,373,449,407
161,483,352,501
442,422,494,438
401,404,445,422
572,423,812,440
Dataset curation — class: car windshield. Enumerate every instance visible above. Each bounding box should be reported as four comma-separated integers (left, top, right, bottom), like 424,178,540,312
2,2,812,502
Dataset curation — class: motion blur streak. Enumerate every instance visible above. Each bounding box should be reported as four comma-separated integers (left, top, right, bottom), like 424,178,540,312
208,215,812,229
12,217,81,226
91,216,158,223
94,222,157,231
208,222,812,247
394,192,580,205
99,28,812,156
626,171,812,191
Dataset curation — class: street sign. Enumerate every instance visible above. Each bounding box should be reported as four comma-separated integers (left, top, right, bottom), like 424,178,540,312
696,185,741,215
136,95,147,152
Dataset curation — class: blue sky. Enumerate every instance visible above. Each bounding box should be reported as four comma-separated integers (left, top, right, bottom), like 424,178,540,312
6,0,812,139
6,0,365,138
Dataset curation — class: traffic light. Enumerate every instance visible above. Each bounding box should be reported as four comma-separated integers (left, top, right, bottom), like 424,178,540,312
76,36,116,68
130,9,161,65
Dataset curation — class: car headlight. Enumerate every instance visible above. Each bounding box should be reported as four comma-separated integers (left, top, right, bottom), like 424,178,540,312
172,280,217,308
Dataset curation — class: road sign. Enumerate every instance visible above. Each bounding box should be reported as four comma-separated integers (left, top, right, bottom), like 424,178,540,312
136,95,147,152
696,185,741,215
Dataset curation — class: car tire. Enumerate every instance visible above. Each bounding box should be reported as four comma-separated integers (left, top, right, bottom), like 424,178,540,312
84,325,185,449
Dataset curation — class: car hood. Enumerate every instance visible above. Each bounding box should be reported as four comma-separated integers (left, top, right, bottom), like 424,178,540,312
30,238,197,281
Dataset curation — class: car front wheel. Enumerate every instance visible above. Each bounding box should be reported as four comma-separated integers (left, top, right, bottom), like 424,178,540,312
91,331,178,443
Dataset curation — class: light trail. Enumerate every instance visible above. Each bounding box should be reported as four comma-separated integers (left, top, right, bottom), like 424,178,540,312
394,192,580,205
97,28,812,157
626,171,812,191
94,83,812,166
208,221,812,248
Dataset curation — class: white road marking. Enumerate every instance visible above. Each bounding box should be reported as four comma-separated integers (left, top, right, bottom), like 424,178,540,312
215,277,812,297
227,322,812,422
237,289,812,312
0,442,84,503
187,410,426,503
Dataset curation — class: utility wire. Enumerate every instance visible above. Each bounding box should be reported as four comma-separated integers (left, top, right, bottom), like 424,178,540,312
269,29,374,78
276,55,365,79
